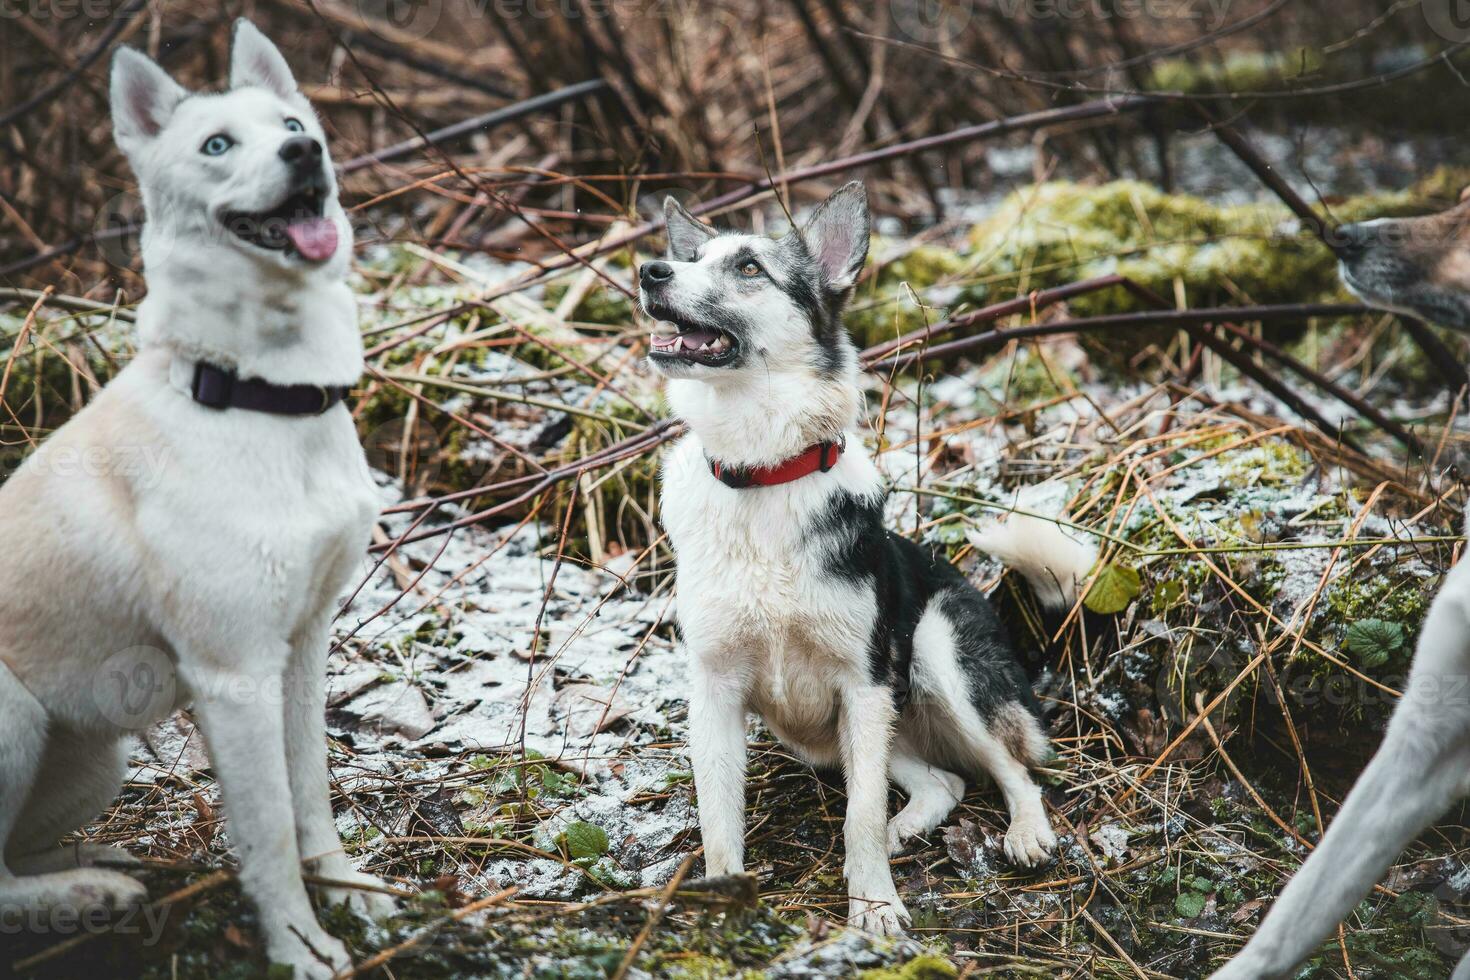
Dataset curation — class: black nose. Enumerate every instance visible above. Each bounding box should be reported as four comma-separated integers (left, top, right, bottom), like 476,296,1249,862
640,260,674,286
1331,222,1373,261
279,136,323,172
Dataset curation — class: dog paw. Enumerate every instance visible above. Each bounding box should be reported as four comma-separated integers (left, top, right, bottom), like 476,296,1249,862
318,869,397,922
886,812,931,856
1002,815,1058,868
267,929,351,980
848,894,910,937
0,868,149,912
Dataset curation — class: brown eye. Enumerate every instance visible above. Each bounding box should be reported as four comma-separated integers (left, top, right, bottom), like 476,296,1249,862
740,260,762,277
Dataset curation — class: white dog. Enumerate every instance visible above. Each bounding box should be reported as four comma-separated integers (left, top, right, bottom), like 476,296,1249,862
641,183,1095,935
1213,205,1470,978
0,21,391,977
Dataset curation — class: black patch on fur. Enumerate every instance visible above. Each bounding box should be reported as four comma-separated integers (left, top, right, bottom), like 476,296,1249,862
772,235,848,379
807,489,1039,721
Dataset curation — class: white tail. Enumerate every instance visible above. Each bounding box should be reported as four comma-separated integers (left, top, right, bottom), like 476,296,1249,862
967,482,1097,612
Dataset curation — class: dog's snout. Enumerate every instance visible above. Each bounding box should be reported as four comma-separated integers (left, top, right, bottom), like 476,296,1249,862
1331,222,1373,261
279,135,323,171
640,260,674,286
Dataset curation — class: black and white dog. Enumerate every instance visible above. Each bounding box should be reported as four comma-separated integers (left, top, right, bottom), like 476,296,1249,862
640,182,1096,934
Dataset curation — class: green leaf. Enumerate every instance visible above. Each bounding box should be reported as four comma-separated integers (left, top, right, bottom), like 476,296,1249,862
1152,579,1185,612
560,821,609,861
1345,618,1406,668
586,856,636,890
1085,562,1142,615
1175,890,1208,918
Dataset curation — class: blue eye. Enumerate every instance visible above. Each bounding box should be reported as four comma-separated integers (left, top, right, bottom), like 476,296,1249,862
201,134,233,156
284,118,305,133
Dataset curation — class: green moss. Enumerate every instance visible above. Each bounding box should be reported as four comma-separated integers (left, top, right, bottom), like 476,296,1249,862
857,953,959,980
1319,568,1435,661
848,242,966,348
964,180,1337,322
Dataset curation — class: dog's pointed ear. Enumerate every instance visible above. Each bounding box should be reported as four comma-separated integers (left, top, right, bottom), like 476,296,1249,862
230,19,299,99
664,197,717,262
801,181,870,292
110,47,187,156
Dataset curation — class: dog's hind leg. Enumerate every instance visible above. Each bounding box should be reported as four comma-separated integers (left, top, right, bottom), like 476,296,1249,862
909,600,1057,867
1211,567,1470,980
8,734,135,874
0,665,145,913
886,740,964,856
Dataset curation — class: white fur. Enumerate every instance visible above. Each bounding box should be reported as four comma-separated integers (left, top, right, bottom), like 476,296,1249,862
0,22,390,979
1213,243,1470,978
967,482,1098,612
1212,556,1470,978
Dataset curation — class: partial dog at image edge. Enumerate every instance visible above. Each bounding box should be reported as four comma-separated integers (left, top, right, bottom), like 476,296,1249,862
640,180,1096,936
1212,200,1470,979
0,21,392,979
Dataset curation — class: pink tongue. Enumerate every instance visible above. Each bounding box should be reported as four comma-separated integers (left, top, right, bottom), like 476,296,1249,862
284,216,338,262
680,329,721,350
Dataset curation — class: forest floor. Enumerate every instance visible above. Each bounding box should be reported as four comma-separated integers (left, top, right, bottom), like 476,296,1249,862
6,156,1470,980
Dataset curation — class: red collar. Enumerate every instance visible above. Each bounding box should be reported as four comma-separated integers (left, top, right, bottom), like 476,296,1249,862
707,435,846,489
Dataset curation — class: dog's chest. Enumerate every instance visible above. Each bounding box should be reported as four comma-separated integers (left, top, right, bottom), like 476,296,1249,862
144,401,379,617
661,438,876,714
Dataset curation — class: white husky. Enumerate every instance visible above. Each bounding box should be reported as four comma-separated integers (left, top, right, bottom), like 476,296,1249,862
0,21,391,977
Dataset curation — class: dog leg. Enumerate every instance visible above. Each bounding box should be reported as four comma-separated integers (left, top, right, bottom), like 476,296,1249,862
285,613,394,921
9,736,134,874
186,657,350,980
0,667,145,915
1212,574,1470,980
688,662,749,878
839,683,908,935
886,743,965,856
1211,728,1465,979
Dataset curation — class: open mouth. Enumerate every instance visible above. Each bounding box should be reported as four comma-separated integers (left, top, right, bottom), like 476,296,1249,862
647,316,739,366
223,186,337,262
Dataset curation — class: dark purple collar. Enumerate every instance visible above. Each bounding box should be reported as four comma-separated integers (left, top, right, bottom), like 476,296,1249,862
190,361,350,416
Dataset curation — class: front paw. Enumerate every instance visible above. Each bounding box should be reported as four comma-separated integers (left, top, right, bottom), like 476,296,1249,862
267,929,351,980
848,893,910,936
1003,813,1058,867
316,869,397,922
